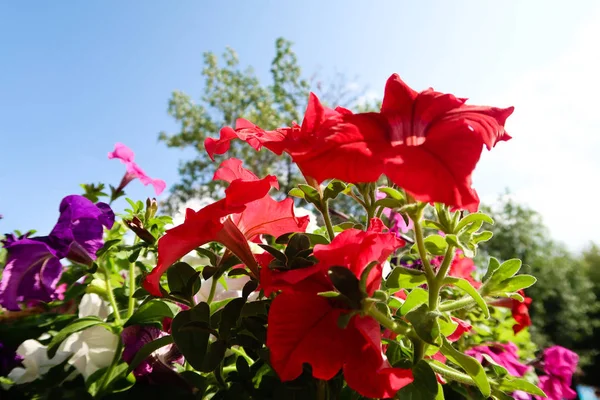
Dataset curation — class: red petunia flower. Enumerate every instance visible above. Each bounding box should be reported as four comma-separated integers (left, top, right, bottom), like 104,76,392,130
260,218,405,296
142,159,308,297
448,250,481,289
447,317,472,342
491,290,532,334
206,74,513,211
266,220,413,398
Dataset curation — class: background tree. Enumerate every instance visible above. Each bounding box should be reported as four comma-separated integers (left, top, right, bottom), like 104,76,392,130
159,38,368,212
480,193,599,381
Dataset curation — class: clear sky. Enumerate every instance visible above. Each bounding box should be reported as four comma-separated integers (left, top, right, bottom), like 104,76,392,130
1,1,598,249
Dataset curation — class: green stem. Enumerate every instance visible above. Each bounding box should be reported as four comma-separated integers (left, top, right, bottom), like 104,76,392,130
411,213,435,281
436,245,455,284
96,339,123,397
222,365,237,374
321,199,336,241
366,303,409,335
230,346,254,365
428,361,479,386
126,237,141,318
316,379,328,400
412,338,426,365
206,275,219,304
439,297,477,312
103,261,122,325
428,245,455,310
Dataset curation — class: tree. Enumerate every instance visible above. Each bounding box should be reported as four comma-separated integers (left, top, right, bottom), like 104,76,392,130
159,38,369,212
480,193,599,373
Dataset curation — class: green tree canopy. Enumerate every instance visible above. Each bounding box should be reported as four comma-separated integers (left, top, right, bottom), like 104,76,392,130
480,194,599,375
159,38,372,211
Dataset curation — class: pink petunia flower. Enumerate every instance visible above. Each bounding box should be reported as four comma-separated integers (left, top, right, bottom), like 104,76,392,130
108,143,166,195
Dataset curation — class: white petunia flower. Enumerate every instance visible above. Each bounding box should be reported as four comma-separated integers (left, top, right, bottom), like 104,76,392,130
59,325,119,380
78,292,111,319
56,293,119,380
6,340,70,385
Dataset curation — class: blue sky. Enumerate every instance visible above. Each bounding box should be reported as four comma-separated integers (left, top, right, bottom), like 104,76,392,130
1,1,598,249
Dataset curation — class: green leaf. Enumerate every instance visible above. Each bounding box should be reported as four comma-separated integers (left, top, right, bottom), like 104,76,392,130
47,317,108,358
96,239,121,258
328,266,363,309
397,360,440,400
125,300,174,327
126,335,174,373
405,304,440,345
379,187,405,201
421,235,449,256
438,316,459,337
258,244,287,263
167,262,199,296
288,188,305,198
498,377,547,397
473,231,493,244
440,338,490,397
128,247,142,263
209,297,235,314
219,297,246,340
386,266,428,290
456,213,494,232
298,184,321,204
195,248,218,266
490,259,522,283
359,261,378,294
375,197,404,209
304,233,330,245
171,303,211,370
481,354,508,377
323,180,347,201
423,220,446,231
482,257,501,282
443,277,490,318
400,288,429,315
180,371,208,395
199,339,227,373
318,291,342,298
495,275,537,292
444,234,461,249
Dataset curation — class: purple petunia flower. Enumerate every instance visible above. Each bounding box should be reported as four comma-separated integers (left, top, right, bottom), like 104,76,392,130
47,195,115,262
0,341,23,377
121,324,183,383
0,195,114,311
0,239,63,311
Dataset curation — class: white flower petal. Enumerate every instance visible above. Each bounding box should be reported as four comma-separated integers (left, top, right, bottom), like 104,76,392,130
78,293,110,319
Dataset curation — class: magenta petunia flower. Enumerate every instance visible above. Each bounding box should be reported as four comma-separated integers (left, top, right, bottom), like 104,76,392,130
542,346,578,384
533,346,579,400
537,375,577,400
466,342,530,377
376,191,413,236
0,195,114,311
108,143,166,195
